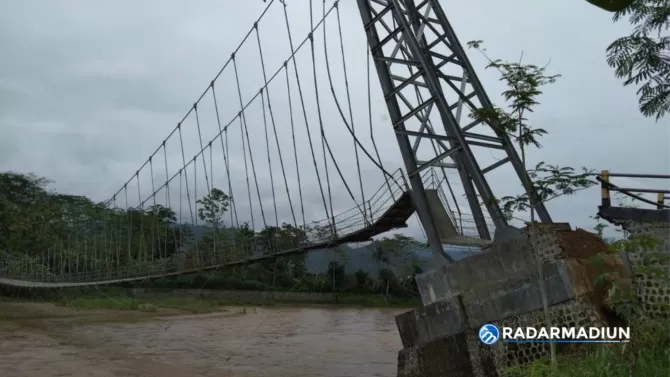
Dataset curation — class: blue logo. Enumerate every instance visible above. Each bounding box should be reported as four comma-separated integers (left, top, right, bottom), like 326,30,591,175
479,324,500,345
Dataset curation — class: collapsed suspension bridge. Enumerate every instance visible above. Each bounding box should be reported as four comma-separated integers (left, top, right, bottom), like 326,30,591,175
2,0,555,288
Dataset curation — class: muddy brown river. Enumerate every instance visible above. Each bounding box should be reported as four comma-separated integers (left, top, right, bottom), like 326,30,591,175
0,304,405,377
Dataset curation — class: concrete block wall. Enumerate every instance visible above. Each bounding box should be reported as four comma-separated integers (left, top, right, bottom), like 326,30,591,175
468,297,607,376
620,220,670,320
397,300,610,377
395,224,630,377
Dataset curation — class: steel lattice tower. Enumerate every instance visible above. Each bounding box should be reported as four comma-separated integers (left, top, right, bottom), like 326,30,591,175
357,0,552,260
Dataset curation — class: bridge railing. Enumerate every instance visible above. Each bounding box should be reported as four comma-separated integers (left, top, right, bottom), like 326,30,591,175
307,167,407,239
420,167,496,239
421,168,460,233
598,170,670,210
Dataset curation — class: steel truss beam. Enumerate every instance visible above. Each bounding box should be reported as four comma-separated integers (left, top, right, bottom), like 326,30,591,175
357,0,552,247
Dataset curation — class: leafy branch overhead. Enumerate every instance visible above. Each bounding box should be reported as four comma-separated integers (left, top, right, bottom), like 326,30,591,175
465,40,558,149
494,163,596,220
608,0,669,120
466,41,597,219
472,1,669,121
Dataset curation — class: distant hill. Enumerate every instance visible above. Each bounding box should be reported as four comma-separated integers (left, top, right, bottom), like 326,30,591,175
181,224,482,276
304,243,481,276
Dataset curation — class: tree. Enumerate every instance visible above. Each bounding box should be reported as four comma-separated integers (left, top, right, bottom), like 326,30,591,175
372,243,389,270
383,233,423,248
326,245,349,291
276,223,309,279
257,226,284,285
333,245,348,270
252,223,311,285
194,188,230,264
289,253,307,279
378,234,424,284
372,234,422,298
196,188,229,229
467,41,598,368
408,264,424,296
148,204,177,224
236,222,255,256
0,172,55,255
257,226,281,254
0,171,199,279
312,221,335,243
327,261,346,292
378,268,398,298
354,269,369,290
607,0,669,120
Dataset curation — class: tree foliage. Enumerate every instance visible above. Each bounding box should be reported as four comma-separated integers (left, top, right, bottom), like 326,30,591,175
0,171,423,300
0,171,196,273
607,0,669,119
496,163,596,220
196,188,229,228
466,41,597,220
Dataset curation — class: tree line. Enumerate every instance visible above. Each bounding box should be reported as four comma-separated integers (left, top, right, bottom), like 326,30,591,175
0,171,424,299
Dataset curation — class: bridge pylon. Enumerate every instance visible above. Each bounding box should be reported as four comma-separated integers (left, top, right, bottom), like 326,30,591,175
356,0,552,258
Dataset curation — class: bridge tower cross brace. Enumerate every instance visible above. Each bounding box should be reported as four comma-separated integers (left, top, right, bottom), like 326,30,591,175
356,0,552,256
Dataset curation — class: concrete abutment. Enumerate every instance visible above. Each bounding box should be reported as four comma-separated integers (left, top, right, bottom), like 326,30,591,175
393,220,668,376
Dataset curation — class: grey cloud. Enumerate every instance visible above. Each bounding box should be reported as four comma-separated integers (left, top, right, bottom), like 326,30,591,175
1,0,668,243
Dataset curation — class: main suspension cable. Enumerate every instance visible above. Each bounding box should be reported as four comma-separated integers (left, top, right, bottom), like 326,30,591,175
281,1,333,225
255,26,297,228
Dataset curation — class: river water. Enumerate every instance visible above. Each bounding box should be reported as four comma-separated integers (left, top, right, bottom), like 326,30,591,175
0,305,405,377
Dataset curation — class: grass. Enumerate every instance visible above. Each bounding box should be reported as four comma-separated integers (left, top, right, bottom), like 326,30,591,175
0,288,421,324
57,296,241,314
55,293,420,311
502,324,669,377
503,345,668,377
0,293,415,330
0,303,12,320
0,290,417,315
332,294,421,308
2,284,421,310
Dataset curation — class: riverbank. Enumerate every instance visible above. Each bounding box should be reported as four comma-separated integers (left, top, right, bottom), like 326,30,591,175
1,288,420,315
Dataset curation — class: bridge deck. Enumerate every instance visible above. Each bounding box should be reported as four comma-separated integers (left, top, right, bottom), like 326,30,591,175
598,206,670,227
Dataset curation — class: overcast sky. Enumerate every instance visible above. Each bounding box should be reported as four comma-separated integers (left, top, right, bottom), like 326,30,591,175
1,0,668,242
